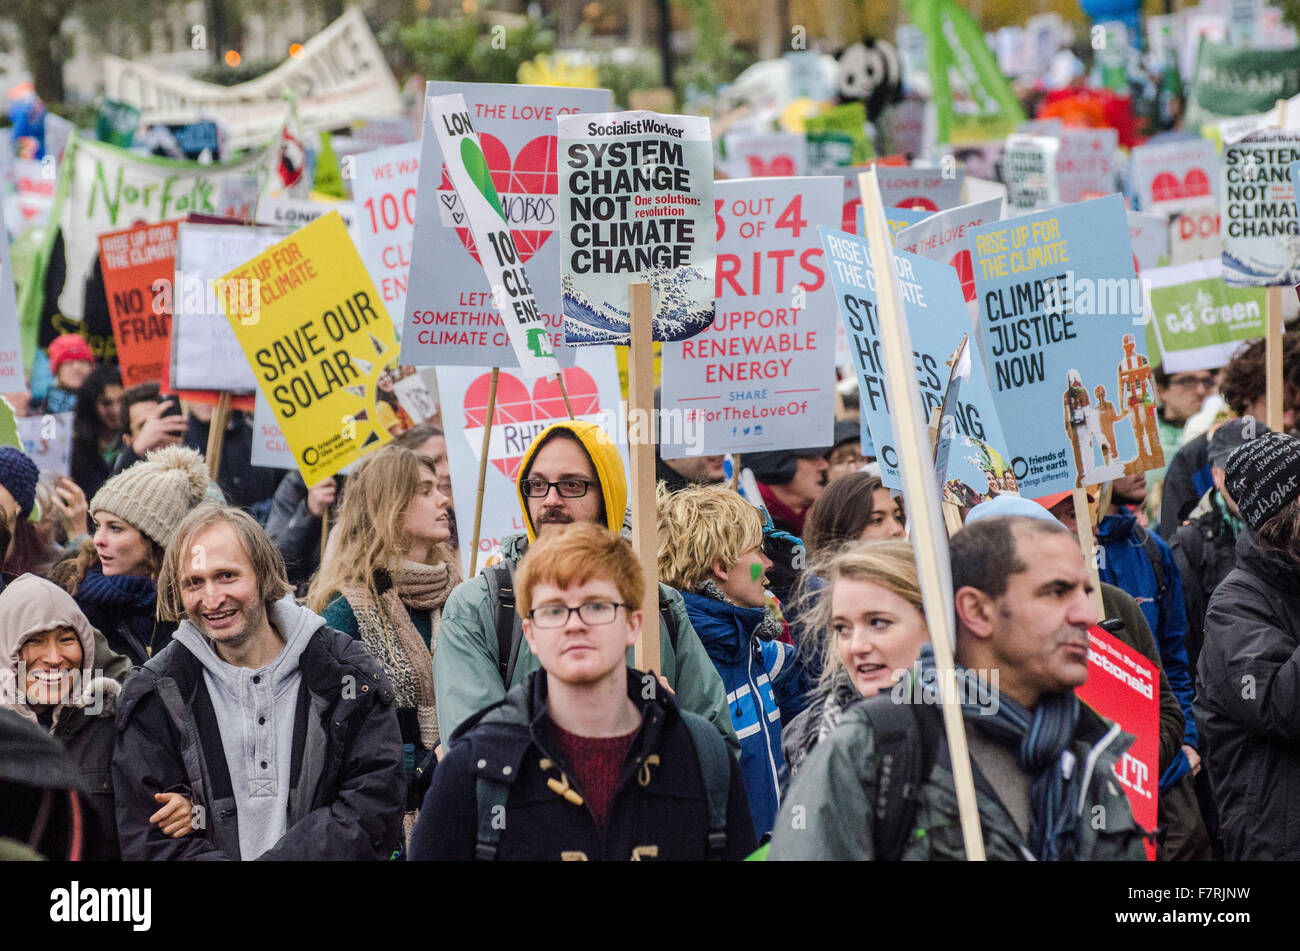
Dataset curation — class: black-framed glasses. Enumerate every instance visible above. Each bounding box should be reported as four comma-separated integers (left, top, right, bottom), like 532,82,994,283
520,478,595,498
1169,375,1215,389
528,601,625,628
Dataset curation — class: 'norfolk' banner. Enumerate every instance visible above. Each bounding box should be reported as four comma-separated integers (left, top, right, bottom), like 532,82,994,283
558,111,716,345
426,93,559,379
660,177,841,457
220,211,401,485
401,82,609,370
821,225,1010,492
969,194,1164,496
1144,259,1267,372
1220,131,1300,287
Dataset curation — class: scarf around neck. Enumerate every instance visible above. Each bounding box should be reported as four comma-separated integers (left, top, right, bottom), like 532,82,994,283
76,566,157,610
696,577,785,641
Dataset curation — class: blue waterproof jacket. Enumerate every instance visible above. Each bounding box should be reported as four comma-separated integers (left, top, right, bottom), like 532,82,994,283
679,591,802,837
1098,509,1198,790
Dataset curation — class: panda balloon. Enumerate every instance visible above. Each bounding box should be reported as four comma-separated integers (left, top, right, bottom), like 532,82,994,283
836,38,903,121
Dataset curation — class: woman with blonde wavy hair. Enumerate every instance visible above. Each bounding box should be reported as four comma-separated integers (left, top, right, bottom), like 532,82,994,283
781,539,931,781
307,443,459,820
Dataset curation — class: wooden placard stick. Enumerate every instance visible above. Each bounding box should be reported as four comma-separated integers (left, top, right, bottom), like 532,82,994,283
205,391,231,481
555,372,577,420
1072,486,1106,619
1269,98,1289,435
860,168,986,860
467,368,500,578
628,282,661,678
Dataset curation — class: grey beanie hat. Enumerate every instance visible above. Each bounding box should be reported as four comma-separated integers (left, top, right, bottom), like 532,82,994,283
89,445,211,548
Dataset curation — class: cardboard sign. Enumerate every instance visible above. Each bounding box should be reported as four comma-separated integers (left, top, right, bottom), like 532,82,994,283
171,222,290,391
1076,624,1159,861
215,175,260,222
969,194,1164,496
1130,138,1219,214
251,392,295,470
1169,204,1221,265
1144,258,1267,372
351,142,420,326
1004,134,1060,212
426,94,560,378
16,412,73,476
400,82,610,369
895,196,1004,307
1127,211,1170,272
255,197,360,247
558,110,716,346
1220,130,1300,286
875,165,964,212
804,103,871,165
0,199,23,389
98,220,178,387
659,177,841,457
219,212,401,484
722,131,807,178
1055,128,1119,204
821,227,1010,492
437,348,627,576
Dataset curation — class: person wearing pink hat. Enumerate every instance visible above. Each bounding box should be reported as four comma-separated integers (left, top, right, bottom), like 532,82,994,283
37,334,96,415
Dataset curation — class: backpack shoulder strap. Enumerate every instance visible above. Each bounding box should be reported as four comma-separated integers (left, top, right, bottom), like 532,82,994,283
857,692,938,860
484,560,522,689
679,710,730,859
658,585,680,652
474,771,512,861
1139,530,1169,605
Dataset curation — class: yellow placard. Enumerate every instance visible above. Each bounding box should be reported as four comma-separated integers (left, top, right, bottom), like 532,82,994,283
219,211,399,484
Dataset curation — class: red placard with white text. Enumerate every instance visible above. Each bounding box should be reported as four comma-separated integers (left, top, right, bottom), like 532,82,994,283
99,221,179,388
1076,624,1159,860
352,141,419,329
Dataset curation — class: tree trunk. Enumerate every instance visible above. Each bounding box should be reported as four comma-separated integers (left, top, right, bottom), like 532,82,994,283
14,0,67,104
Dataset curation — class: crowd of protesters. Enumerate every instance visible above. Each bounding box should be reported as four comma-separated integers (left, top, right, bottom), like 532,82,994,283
3,329,1300,862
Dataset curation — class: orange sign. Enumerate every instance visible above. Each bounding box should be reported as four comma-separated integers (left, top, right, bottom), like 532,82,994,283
98,221,179,388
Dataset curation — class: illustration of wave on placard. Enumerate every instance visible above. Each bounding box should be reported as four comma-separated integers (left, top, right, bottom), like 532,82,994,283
1221,248,1300,286
562,266,716,343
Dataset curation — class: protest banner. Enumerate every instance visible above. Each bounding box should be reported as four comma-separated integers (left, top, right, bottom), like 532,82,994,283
171,222,291,392
858,165,986,860
659,177,840,458
969,194,1164,496
8,158,55,238
721,131,807,178
251,392,296,470
351,142,420,325
1054,128,1119,203
1186,39,1300,128
401,82,610,369
1128,211,1169,272
896,196,1003,310
880,205,931,236
833,164,876,233
436,348,626,576
215,175,260,223
98,220,178,388
822,226,1010,495
875,165,964,211
804,103,872,165
0,199,24,392
1076,624,1160,861
95,100,139,148
16,412,73,476
1169,205,1221,264
1144,258,1267,372
1130,138,1218,215
219,211,401,485
103,8,403,152
426,93,560,380
557,110,716,346
1220,130,1300,287
1003,134,1060,213
351,117,417,150
255,197,360,246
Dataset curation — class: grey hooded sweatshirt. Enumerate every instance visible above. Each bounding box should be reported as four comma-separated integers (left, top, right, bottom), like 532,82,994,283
171,594,322,860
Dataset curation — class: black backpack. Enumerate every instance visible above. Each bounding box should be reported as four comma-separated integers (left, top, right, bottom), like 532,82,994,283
855,692,943,860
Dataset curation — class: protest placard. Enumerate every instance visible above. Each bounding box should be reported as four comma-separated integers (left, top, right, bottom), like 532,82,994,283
804,103,871,165
98,220,178,388
401,82,610,369
170,222,291,391
895,196,1003,310
1186,40,1300,128
220,211,402,484
16,412,73,475
1003,134,1060,213
1144,258,1267,372
1128,211,1169,271
1130,138,1218,214
426,93,560,379
1169,204,1221,264
215,175,260,222
1054,128,1119,203
659,177,840,458
251,392,295,470
821,227,1010,493
1220,130,1300,286
969,194,1163,496
557,111,716,346
437,348,626,576
0,199,24,390
256,198,360,246
721,131,807,178
1076,624,1159,861
351,142,420,326
875,165,964,212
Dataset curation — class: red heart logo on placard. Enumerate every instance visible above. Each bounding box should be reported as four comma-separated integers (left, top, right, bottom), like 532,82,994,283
463,367,601,480
897,195,939,212
948,249,976,302
1182,168,1210,198
842,198,860,233
746,155,795,177
441,133,558,265
1151,168,1210,202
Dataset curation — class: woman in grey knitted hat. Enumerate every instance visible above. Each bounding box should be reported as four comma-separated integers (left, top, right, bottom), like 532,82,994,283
50,446,212,666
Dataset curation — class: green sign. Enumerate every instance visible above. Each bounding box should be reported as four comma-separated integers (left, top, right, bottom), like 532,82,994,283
1144,259,1267,372
1186,38,1300,128
95,99,140,148
805,103,873,164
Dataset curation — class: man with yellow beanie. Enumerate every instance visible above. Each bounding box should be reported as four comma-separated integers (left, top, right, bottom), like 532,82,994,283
433,420,737,754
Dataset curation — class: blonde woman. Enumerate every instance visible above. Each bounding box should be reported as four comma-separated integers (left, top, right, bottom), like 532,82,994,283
307,444,459,818
781,539,930,780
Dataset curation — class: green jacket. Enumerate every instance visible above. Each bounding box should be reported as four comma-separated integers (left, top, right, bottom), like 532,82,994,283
432,533,740,757
769,699,1146,861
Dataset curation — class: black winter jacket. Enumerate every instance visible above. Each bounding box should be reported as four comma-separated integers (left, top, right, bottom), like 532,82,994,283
112,626,406,860
1197,530,1300,859
47,678,122,860
410,668,757,861
1170,489,1240,670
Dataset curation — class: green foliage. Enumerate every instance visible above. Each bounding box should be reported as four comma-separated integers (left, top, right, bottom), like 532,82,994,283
392,13,556,85
672,0,754,97
597,56,664,110
1275,0,1300,31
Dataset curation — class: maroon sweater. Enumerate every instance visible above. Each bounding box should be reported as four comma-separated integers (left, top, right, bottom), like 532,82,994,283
548,721,639,829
